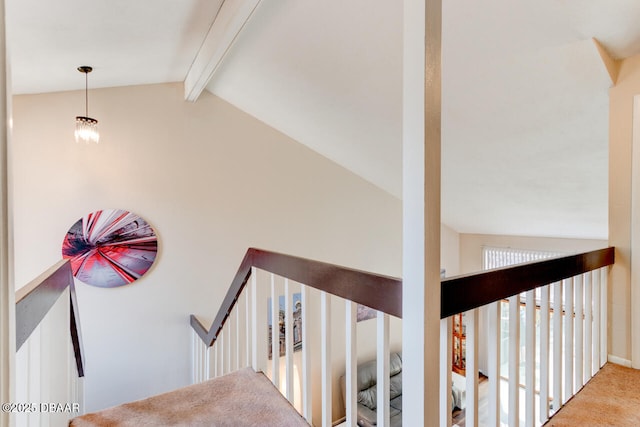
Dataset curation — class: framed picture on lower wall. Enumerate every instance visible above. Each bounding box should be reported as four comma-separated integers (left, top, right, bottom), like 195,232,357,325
267,293,302,359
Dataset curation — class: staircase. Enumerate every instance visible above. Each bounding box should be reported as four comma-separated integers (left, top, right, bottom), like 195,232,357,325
16,246,616,427
189,247,615,427
70,368,309,427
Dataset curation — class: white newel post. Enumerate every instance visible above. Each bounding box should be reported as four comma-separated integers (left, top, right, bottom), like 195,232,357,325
402,0,442,425
0,0,13,424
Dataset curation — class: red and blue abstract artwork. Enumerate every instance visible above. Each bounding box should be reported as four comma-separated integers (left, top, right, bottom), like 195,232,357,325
62,209,158,288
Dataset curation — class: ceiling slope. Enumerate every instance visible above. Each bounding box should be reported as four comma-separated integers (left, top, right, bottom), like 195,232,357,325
207,1,404,197
205,0,640,239
7,0,224,94
8,0,640,239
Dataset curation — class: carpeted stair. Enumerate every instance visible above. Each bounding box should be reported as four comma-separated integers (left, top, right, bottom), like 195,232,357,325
70,367,311,427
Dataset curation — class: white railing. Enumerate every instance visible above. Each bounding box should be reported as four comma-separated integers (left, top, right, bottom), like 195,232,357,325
192,247,613,427
440,249,613,427
191,248,403,427
192,268,401,427
15,260,85,426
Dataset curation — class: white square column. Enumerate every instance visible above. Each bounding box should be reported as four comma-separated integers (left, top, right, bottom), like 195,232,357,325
402,0,442,426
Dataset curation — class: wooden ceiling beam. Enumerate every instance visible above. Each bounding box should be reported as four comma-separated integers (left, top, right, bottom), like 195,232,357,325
184,0,262,102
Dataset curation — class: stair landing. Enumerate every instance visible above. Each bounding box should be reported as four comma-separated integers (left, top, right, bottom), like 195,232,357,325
70,367,310,427
544,363,640,426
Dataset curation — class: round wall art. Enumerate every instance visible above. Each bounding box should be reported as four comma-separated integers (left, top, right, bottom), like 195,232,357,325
62,209,158,288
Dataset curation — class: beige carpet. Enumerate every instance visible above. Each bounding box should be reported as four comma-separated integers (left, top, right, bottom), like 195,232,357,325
544,363,640,426
70,368,310,427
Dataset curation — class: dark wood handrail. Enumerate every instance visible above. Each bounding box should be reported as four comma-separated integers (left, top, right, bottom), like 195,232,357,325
190,248,402,346
15,259,85,377
191,246,615,346
441,247,615,318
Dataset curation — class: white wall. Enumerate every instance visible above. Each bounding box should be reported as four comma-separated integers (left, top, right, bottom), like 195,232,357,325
11,83,404,413
441,223,460,277
610,53,640,365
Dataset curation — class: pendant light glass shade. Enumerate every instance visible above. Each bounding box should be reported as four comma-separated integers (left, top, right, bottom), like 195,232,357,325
75,66,99,143
75,116,99,143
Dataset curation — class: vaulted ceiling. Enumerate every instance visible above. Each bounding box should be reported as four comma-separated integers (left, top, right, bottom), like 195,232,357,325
10,0,640,239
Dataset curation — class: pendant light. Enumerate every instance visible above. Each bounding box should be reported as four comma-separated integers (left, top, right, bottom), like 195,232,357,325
75,66,99,143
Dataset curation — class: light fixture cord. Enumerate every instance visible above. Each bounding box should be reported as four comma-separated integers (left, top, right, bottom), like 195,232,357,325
85,71,89,117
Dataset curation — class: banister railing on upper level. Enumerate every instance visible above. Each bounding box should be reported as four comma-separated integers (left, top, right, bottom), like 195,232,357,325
190,248,402,347
190,246,615,427
192,247,615,341
441,246,615,317
15,259,86,424
15,259,85,377
443,246,615,427
190,248,403,426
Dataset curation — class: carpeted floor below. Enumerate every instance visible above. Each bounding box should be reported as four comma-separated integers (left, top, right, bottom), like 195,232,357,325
544,363,640,426
70,367,310,427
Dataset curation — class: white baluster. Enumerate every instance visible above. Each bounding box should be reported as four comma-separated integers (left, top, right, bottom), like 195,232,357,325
563,278,574,402
524,289,535,427
466,308,479,427
600,268,608,367
301,285,312,422
345,301,358,426
539,284,550,422
204,345,210,381
584,272,593,384
200,333,204,383
245,280,251,369
251,268,268,373
592,270,601,375
251,268,258,371
575,275,584,391
226,316,232,374
198,330,202,383
378,311,390,427
552,281,563,412
285,279,294,401
487,302,501,427
236,297,241,371
508,294,520,427
321,291,332,427
219,329,225,376
199,337,205,382
270,273,280,388
213,339,218,378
